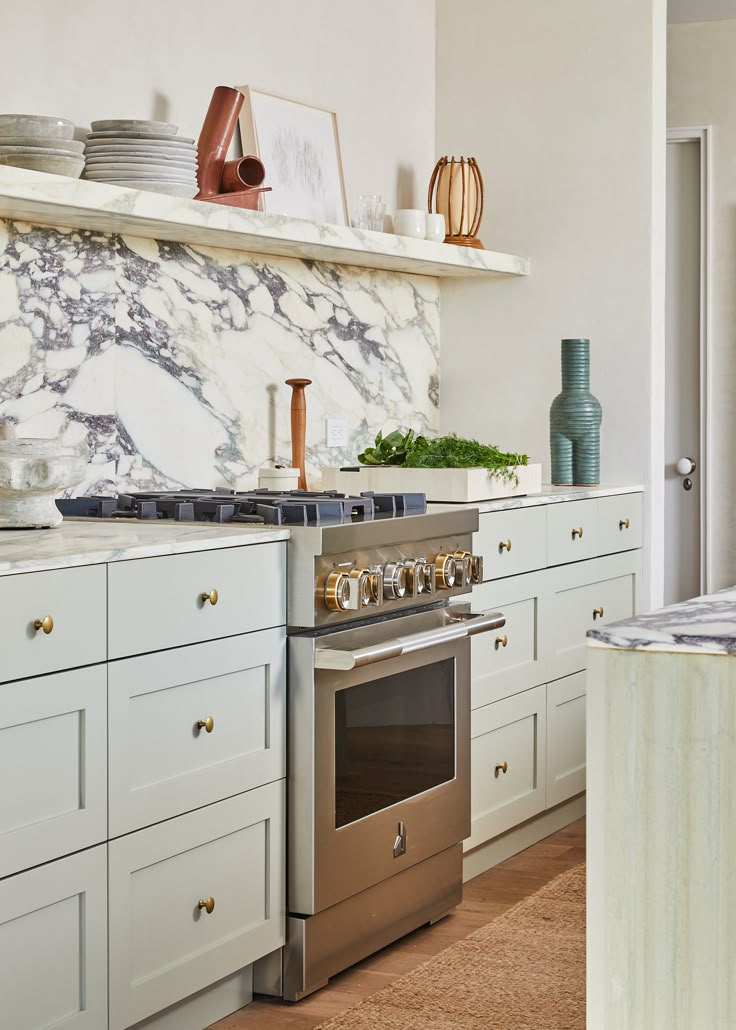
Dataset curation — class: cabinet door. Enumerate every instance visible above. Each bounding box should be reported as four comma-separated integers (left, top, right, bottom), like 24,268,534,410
107,542,286,659
0,564,106,684
108,629,286,835
0,845,107,1030
597,493,643,555
547,672,587,807
108,782,285,1030
465,685,546,852
0,665,107,878
474,506,547,581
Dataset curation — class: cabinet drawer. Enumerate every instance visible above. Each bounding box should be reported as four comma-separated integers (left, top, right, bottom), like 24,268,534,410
108,628,286,836
108,542,286,659
547,499,600,565
0,665,107,878
465,685,546,852
598,493,643,554
547,672,586,807
474,506,547,580
0,565,106,684
470,577,541,707
108,782,285,1030
0,846,107,1030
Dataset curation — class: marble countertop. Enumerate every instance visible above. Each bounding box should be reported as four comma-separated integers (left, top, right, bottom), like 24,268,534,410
588,588,736,656
0,519,290,577
429,483,644,515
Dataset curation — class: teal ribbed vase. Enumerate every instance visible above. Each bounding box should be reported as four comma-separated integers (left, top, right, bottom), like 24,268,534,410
550,338,602,486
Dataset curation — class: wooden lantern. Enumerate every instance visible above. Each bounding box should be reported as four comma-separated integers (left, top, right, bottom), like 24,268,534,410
428,156,485,249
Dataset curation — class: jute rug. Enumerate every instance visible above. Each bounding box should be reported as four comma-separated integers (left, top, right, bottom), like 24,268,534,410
315,863,585,1030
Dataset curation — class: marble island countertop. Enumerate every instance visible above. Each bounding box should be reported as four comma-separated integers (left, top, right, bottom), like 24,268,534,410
588,588,736,656
429,483,644,515
0,519,290,577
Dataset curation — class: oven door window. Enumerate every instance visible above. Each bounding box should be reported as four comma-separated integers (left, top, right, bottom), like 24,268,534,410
334,657,455,829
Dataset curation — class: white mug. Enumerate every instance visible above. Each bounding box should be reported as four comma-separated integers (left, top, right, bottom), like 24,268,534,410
425,213,446,243
393,209,426,239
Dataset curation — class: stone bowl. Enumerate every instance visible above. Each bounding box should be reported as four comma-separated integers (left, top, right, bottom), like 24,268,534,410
0,427,88,528
0,114,75,139
0,152,85,177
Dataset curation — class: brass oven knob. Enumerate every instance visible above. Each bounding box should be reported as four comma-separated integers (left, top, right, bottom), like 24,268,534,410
348,568,372,608
469,555,484,584
435,553,457,590
454,551,473,587
367,566,384,606
404,559,423,596
201,589,219,606
572,527,584,540
33,615,54,634
197,897,215,914
383,562,409,600
197,716,215,733
325,571,351,611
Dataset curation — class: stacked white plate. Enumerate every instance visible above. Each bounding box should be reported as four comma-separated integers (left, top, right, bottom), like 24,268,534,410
0,114,84,177
82,119,198,198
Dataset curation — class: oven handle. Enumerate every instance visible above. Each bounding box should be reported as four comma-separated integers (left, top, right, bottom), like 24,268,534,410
314,610,506,670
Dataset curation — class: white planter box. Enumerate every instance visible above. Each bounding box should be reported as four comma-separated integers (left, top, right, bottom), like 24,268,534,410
322,464,542,502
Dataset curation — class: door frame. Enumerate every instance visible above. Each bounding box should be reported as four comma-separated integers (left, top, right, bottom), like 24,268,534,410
666,125,712,594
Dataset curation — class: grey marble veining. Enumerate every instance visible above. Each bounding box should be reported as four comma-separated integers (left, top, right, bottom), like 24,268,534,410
0,519,289,577
0,219,439,491
588,587,736,655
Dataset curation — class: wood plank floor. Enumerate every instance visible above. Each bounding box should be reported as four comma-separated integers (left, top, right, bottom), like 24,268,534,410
210,817,586,1030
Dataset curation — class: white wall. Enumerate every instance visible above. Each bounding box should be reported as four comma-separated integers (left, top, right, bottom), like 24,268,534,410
436,0,667,604
669,20,736,590
0,0,435,214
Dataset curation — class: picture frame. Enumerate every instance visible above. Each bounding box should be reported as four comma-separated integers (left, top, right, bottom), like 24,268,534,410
237,86,349,226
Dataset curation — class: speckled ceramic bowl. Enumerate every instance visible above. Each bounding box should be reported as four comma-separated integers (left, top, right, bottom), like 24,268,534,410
0,114,75,139
0,424,88,528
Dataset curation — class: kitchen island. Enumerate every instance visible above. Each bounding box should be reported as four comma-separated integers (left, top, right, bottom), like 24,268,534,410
586,590,736,1029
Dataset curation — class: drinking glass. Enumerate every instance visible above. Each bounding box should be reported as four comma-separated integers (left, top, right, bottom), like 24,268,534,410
354,194,386,231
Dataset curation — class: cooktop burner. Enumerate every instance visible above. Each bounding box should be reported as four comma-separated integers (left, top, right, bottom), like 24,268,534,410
56,489,427,527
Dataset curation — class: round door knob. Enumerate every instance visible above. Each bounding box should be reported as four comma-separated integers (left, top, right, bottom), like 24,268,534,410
676,457,696,476
495,634,508,649
499,539,512,553
33,615,54,634
325,571,351,611
197,896,215,914
572,527,584,540
593,606,604,620
201,589,219,606
197,716,215,733
495,761,508,776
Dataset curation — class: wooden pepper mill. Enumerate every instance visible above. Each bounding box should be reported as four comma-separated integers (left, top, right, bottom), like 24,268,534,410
285,378,311,490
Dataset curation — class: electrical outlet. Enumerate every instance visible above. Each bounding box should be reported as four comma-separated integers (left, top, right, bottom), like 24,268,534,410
325,417,348,448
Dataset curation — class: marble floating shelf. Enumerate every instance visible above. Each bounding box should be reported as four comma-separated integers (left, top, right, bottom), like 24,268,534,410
0,165,530,280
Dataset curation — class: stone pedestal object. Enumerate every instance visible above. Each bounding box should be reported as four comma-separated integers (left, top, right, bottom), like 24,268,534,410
0,421,88,528
549,338,602,486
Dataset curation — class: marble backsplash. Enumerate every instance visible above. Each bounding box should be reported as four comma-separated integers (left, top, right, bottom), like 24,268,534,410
0,219,439,494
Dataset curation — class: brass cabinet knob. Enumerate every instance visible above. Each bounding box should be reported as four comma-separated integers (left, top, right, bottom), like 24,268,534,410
197,896,215,914
201,588,219,606
572,527,584,540
33,615,54,635
619,518,630,530
499,539,512,553
495,634,508,649
495,761,508,776
197,716,215,734
593,606,604,620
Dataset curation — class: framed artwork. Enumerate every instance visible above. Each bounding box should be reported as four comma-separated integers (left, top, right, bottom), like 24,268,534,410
237,86,348,226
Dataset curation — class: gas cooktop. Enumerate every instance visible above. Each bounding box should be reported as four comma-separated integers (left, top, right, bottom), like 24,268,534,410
56,489,427,527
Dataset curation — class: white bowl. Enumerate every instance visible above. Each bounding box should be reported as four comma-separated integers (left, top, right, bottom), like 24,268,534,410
0,153,84,176
102,179,199,198
84,151,197,168
86,130,195,143
91,119,178,134
84,165,196,182
0,114,74,140
0,136,84,153
0,144,83,157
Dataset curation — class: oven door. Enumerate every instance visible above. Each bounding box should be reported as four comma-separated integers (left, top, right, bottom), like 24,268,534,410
288,606,504,915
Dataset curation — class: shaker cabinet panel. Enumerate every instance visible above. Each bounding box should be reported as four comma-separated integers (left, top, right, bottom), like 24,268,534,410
0,665,107,878
546,672,587,807
108,783,285,1030
597,492,643,555
546,499,601,565
0,564,106,684
0,845,108,1030
108,628,286,835
474,506,547,581
107,542,286,659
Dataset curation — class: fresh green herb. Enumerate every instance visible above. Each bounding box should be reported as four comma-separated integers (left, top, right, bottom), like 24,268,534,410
358,428,528,482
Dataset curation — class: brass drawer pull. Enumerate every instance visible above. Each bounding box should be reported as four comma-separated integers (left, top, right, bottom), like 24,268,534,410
33,615,54,635
619,518,630,530
197,896,215,914
495,761,508,776
572,527,584,540
201,588,219,606
499,539,512,553
593,606,604,620
197,716,215,734
495,635,508,649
